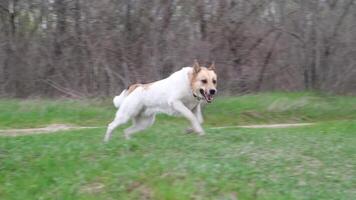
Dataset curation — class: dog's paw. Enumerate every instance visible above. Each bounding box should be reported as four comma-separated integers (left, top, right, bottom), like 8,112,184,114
103,136,110,143
124,134,131,140
185,128,194,134
197,131,206,136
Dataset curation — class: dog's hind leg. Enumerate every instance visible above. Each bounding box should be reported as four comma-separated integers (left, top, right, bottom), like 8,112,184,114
104,93,144,142
124,115,155,139
103,113,130,142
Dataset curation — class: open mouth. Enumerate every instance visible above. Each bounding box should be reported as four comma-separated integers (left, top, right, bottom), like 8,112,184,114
200,89,214,103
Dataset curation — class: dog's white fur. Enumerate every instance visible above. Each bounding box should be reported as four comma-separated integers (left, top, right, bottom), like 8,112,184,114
103,61,217,141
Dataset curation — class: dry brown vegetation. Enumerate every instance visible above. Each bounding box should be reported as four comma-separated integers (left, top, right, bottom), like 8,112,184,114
1,0,355,97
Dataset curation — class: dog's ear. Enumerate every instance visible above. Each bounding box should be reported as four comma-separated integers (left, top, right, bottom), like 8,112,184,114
208,61,215,70
193,59,201,74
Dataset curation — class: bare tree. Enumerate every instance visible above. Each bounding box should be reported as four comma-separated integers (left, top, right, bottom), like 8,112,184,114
0,0,355,98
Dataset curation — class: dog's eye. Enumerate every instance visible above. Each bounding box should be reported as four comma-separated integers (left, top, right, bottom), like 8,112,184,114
201,79,207,84
213,80,217,84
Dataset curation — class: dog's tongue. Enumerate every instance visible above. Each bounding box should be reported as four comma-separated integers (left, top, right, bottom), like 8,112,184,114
205,93,213,103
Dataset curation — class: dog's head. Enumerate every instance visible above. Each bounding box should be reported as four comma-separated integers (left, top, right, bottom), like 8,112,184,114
190,60,217,103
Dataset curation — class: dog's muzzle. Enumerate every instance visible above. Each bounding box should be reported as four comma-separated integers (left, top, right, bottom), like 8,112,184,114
199,89,216,103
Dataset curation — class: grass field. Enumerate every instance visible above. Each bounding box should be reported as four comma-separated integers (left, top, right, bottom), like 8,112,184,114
0,93,355,200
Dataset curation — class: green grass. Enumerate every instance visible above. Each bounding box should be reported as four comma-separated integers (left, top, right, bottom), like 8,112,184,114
0,92,355,129
0,92,355,199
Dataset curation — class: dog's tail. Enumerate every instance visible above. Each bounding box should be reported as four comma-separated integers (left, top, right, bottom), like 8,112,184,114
113,90,128,108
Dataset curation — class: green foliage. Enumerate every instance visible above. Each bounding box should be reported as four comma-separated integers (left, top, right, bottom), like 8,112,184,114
0,93,355,199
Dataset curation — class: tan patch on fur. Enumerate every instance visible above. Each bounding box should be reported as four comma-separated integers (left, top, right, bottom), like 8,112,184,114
127,84,142,94
142,82,153,89
127,82,154,94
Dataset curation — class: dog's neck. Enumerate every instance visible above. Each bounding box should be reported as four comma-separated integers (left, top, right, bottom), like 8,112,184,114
187,69,201,101
193,93,203,101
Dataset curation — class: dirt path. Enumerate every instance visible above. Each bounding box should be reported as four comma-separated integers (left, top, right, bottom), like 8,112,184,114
0,124,101,137
209,123,314,130
0,123,315,137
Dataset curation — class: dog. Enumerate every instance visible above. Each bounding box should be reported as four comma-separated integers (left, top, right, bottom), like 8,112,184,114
103,60,217,141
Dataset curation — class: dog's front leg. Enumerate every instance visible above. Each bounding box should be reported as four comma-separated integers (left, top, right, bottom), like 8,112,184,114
194,103,204,124
171,101,205,135
186,104,204,134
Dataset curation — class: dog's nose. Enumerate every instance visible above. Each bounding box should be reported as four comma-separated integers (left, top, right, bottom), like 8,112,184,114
209,89,216,95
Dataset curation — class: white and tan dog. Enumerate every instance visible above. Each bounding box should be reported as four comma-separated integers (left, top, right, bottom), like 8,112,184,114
103,60,217,141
